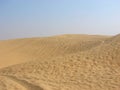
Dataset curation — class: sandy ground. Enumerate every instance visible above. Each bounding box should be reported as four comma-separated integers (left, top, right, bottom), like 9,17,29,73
0,34,120,90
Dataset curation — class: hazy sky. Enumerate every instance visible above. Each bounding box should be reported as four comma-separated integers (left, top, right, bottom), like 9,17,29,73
0,0,120,40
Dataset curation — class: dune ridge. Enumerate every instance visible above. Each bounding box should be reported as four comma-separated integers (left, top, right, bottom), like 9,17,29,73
0,34,120,90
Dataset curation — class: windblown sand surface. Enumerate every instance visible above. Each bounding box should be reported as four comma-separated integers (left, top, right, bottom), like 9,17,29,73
0,34,120,90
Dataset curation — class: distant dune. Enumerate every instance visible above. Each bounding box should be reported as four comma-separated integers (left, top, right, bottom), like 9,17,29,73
0,34,120,90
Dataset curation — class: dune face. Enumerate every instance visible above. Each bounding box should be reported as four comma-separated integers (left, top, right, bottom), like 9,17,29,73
0,34,120,90
0,35,108,68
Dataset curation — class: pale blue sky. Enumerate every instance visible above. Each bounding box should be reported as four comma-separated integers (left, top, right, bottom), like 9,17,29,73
0,0,120,40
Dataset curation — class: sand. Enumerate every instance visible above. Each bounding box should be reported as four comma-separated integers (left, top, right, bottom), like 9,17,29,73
0,34,120,90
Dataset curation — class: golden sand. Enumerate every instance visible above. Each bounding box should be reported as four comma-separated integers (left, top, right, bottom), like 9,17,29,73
0,34,120,90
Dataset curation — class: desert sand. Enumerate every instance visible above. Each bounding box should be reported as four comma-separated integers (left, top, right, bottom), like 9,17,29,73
0,34,120,90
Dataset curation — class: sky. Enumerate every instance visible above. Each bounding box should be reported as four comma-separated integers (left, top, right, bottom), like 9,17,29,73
0,0,120,40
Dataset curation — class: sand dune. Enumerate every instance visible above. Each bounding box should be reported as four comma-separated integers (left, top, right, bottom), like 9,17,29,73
0,34,108,68
0,34,120,90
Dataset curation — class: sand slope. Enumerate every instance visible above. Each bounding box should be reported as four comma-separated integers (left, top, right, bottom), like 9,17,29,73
0,34,108,68
0,34,120,90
